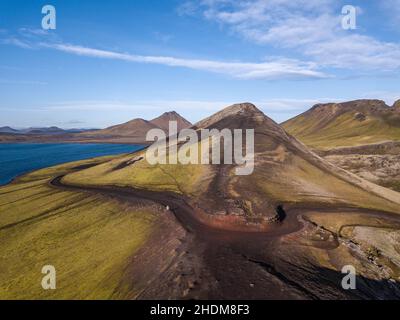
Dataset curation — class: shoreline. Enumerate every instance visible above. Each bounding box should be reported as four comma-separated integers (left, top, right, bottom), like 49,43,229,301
0,143,147,187
0,140,150,146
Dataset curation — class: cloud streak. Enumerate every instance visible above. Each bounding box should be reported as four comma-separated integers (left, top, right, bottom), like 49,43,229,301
2,37,32,49
40,43,327,80
2,27,328,80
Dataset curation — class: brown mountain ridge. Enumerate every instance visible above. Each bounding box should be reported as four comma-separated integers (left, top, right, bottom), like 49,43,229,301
0,111,192,144
282,99,400,149
80,111,192,138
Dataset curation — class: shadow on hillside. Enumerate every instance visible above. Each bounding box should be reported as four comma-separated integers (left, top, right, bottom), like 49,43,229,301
292,265,400,300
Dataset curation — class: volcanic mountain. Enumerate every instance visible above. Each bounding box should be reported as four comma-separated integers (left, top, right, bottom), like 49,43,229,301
282,99,400,150
80,119,159,138
79,111,191,143
150,111,192,131
65,103,400,227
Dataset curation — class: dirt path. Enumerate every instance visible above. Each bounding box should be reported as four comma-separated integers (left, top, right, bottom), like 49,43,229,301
50,175,400,299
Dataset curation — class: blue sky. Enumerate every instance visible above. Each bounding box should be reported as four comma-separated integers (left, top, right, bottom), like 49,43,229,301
0,0,399,128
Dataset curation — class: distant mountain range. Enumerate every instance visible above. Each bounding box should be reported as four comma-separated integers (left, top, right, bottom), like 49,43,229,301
0,111,192,144
3,99,400,148
0,126,19,134
0,126,96,135
282,99,400,150
79,111,192,139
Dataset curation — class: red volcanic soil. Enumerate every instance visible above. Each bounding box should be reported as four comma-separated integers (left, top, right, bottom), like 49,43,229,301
50,174,400,300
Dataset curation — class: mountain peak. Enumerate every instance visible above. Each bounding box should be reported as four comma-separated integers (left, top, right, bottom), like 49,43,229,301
0,126,19,134
218,103,265,118
161,111,179,116
193,102,290,141
194,102,266,129
150,111,192,131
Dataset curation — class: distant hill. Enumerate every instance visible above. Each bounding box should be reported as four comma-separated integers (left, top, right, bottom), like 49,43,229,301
0,111,191,144
22,127,68,135
0,126,93,135
80,119,159,138
0,126,19,134
150,111,192,131
79,111,192,142
282,99,400,150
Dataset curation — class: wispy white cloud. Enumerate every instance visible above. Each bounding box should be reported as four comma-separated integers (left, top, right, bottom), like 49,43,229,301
2,26,328,80
1,37,32,49
182,0,400,72
1,27,54,49
2,22,330,80
40,42,327,80
177,1,199,16
305,34,400,70
18,27,49,36
0,79,47,85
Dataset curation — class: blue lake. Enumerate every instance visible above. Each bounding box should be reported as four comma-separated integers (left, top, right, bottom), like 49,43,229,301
0,143,145,185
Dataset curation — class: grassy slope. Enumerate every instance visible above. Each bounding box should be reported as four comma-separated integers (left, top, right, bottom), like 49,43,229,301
0,157,158,300
240,152,400,213
63,149,213,197
283,111,400,150
64,146,400,214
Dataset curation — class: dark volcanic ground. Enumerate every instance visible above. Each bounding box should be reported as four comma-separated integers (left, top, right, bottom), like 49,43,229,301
51,175,400,300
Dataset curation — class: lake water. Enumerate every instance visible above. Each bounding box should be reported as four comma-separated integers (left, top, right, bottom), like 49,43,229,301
0,143,145,185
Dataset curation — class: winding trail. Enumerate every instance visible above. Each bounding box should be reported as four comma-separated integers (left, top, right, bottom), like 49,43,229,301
50,175,304,240
49,173,400,299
